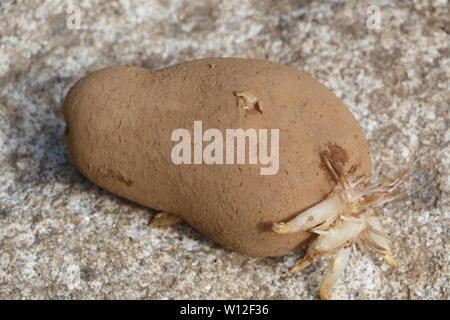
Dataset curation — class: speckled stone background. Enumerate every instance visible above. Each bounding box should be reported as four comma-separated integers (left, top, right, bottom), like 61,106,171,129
0,0,448,300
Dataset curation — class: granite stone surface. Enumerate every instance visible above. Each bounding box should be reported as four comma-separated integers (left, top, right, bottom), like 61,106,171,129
0,0,448,299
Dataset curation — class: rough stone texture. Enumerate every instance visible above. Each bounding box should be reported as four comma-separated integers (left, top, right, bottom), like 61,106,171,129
0,0,448,299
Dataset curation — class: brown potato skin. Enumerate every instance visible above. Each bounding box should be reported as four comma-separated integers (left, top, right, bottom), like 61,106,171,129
63,58,371,257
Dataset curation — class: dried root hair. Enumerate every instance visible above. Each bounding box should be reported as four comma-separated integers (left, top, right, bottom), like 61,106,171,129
273,153,408,299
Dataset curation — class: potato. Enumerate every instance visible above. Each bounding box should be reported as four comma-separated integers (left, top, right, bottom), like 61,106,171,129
63,57,371,258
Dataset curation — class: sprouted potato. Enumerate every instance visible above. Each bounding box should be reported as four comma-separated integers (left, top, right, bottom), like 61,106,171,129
64,58,407,299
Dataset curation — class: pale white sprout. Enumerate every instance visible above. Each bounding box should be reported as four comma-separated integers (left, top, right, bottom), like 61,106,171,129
273,154,408,299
